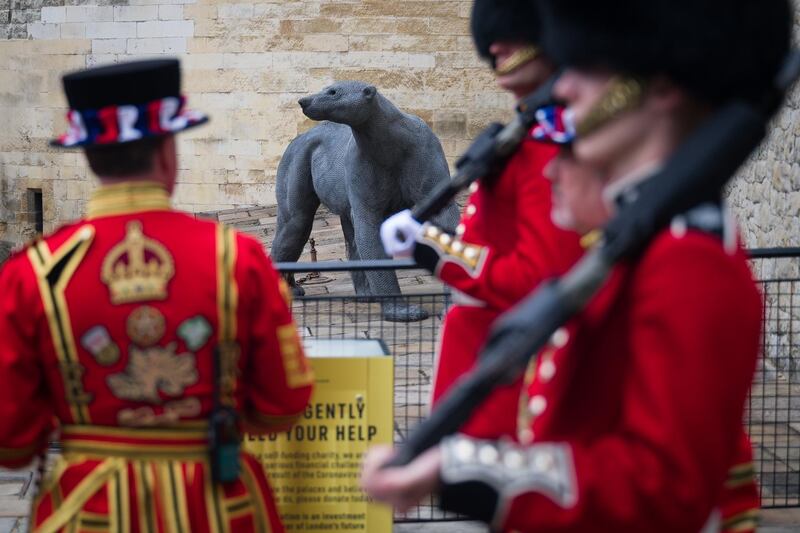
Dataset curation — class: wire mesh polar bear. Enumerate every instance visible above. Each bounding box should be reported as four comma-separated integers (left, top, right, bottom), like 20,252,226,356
271,81,460,322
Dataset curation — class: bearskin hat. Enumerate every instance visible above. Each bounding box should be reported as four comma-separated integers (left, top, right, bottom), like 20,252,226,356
471,0,542,61
539,0,792,104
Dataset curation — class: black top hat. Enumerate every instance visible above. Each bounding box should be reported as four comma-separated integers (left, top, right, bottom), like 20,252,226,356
52,58,208,148
471,0,542,62
539,0,792,105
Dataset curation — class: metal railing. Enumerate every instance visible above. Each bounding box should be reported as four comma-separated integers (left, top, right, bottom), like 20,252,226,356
278,247,800,517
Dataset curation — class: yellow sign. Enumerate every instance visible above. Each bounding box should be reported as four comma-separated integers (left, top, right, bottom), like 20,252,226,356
245,339,393,532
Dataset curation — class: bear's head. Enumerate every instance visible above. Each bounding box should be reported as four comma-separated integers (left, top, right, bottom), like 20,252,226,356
298,81,378,126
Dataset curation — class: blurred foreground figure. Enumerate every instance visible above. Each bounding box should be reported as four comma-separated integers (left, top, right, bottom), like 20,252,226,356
381,0,582,439
362,1,791,531
0,58,313,532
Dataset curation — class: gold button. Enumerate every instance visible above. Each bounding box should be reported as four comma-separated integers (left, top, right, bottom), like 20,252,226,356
424,225,439,238
439,234,452,246
451,241,464,253
528,395,547,416
456,223,466,235
518,428,534,445
466,205,477,216
463,247,478,260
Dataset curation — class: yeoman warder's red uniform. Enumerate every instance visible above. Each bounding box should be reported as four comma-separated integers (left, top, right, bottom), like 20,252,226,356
0,182,313,532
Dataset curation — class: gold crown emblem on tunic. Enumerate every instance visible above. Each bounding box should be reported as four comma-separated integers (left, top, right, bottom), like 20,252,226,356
101,221,174,305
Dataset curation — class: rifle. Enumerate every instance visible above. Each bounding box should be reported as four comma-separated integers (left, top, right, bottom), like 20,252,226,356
410,74,560,223
387,51,800,468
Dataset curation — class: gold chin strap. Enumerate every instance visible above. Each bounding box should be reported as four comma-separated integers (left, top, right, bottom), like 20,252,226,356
576,76,646,138
494,45,541,76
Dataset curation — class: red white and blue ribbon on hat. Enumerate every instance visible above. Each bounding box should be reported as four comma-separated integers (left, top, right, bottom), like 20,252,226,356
530,105,577,145
54,95,207,147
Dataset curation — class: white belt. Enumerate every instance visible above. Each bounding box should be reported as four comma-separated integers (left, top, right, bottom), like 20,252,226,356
450,289,486,308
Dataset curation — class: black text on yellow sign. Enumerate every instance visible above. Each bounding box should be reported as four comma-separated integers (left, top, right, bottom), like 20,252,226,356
245,344,393,533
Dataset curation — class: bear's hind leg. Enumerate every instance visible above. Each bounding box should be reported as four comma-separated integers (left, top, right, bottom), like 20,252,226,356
271,145,321,296
341,214,372,298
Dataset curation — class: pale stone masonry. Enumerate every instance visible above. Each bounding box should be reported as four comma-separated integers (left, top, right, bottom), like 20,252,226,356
0,0,798,260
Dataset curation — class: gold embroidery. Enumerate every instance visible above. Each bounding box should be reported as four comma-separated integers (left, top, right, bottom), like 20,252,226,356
87,181,171,220
126,306,166,347
27,225,95,423
721,508,760,532
278,278,293,307
277,323,314,389
101,221,174,305
419,223,488,279
495,45,540,76
216,225,238,343
218,342,241,408
241,459,273,533
107,343,198,403
35,458,125,533
117,398,202,427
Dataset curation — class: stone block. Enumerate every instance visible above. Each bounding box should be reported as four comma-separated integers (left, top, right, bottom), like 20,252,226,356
40,6,66,23
27,23,60,40
60,22,86,38
65,6,113,22
126,36,186,54
136,19,193,38
158,5,182,20
216,139,261,157
91,37,125,54
217,3,253,19
222,52,273,69
279,18,341,35
113,5,157,21
85,21,136,39
85,53,118,67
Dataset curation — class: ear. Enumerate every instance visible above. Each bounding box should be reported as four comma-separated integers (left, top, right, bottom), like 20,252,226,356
363,85,377,100
645,75,687,114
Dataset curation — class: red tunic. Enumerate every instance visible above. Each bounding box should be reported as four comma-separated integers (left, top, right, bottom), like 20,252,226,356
440,227,762,532
0,181,313,533
417,137,583,438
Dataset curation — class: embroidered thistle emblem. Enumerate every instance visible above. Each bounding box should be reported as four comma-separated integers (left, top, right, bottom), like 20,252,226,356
106,342,198,403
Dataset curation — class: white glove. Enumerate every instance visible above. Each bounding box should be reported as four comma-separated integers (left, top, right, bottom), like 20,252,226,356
380,209,423,257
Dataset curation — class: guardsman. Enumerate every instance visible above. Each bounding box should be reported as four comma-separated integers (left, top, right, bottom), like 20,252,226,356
381,0,583,439
0,58,313,532
362,0,790,531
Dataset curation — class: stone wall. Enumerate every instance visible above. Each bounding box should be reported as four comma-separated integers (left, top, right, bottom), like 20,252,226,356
0,0,512,246
0,0,798,253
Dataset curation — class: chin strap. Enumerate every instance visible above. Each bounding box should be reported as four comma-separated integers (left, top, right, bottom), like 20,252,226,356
575,76,646,138
495,45,541,76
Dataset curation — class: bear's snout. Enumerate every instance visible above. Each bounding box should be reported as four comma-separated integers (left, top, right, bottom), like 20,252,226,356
298,96,312,109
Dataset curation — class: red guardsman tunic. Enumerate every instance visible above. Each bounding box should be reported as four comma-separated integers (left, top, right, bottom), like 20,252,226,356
438,221,762,532
414,136,584,438
0,181,313,533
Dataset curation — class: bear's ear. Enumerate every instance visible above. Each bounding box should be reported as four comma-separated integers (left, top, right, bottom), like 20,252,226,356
362,85,377,100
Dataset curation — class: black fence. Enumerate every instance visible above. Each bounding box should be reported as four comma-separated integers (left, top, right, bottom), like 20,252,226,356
278,247,800,518
747,248,800,508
